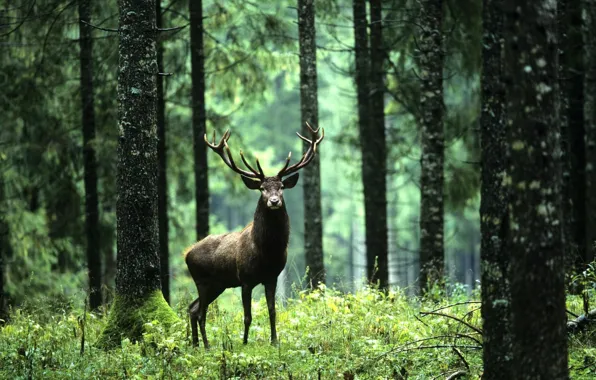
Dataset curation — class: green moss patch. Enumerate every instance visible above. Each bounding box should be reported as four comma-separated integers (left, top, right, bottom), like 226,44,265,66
96,290,179,349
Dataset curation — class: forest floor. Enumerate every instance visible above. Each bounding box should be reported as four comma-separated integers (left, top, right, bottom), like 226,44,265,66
0,286,595,379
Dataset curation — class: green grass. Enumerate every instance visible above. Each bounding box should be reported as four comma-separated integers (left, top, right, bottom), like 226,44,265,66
0,285,595,379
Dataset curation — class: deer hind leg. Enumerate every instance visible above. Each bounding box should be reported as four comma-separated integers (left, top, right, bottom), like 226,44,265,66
264,281,278,345
197,285,224,350
241,285,253,344
188,298,200,347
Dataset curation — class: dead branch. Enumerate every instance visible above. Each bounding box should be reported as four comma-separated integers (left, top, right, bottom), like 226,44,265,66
567,308,596,334
420,311,483,335
446,370,468,380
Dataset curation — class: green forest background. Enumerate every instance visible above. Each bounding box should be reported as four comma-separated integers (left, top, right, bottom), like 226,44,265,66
0,0,481,308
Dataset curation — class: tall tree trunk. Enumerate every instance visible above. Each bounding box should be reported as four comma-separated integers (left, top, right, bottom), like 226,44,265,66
559,0,587,278
298,0,325,287
558,0,573,272
418,0,445,292
78,0,102,310
156,0,169,304
98,0,178,347
479,1,512,377
190,0,209,241
0,180,9,322
352,0,371,285
504,1,569,377
564,0,587,273
585,0,596,265
356,0,389,290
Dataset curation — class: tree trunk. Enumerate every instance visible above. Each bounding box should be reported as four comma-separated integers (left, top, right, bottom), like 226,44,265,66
585,0,596,265
352,0,370,286
479,1,512,378
190,0,209,241
298,0,325,287
558,0,571,266
156,0,170,305
504,1,569,377
78,0,102,310
565,0,586,272
0,180,9,322
560,0,587,276
418,0,445,292
97,0,178,347
356,0,389,290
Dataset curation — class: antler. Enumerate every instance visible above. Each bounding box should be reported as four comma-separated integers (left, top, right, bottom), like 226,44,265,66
204,130,265,180
277,122,325,178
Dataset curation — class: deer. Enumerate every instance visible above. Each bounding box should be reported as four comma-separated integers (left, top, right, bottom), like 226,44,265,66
184,123,324,349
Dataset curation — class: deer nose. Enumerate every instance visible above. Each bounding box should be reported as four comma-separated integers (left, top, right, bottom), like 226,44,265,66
269,197,281,206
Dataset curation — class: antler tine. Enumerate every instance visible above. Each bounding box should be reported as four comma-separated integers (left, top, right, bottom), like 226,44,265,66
277,124,325,178
305,121,320,135
204,129,263,179
277,152,292,175
239,150,265,179
255,157,266,178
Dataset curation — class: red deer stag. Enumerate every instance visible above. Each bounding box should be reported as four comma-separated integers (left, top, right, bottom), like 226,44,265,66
185,123,324,348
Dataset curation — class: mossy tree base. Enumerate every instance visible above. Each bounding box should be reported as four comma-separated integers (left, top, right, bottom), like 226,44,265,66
96,290,179,349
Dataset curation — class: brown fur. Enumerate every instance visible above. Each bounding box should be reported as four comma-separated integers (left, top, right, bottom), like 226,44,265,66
186,176,296,348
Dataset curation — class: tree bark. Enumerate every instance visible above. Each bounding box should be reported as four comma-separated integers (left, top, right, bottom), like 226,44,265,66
504,1,569,377
98,0,178,348
418,0,445,292
189,0,209,241
356,0,389,290
156,0,169,304
0,179,9,322
560,0,587,275
585,0,596,265
298,0,325,287
352,0,371,286
78,0,102,310
479,1,512,378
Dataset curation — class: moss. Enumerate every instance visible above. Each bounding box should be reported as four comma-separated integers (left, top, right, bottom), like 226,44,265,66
96,290,179,349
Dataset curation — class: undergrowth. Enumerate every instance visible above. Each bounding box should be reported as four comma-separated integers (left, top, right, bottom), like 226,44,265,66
0,285,595,379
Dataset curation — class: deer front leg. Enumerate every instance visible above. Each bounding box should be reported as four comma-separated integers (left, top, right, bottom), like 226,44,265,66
241,285,253,344
264,281,278,345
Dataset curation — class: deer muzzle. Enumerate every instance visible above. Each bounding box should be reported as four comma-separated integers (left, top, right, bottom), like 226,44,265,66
267,196,282,209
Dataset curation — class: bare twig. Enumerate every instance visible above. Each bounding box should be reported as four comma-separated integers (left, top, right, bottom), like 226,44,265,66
157,23,189,32
420,311,483,335
80,19,118,33
451,347,470,371
446,370,468,380
426,301,481,315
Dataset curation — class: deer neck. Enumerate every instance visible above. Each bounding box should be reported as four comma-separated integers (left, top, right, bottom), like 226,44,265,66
252,198,290,253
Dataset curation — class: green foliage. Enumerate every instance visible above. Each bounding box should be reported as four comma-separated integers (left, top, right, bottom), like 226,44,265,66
1,0,484,314
1,287,595,379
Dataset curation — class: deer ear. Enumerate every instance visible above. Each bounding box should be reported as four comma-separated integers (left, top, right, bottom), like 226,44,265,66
241,175,261,190
282,173,299,189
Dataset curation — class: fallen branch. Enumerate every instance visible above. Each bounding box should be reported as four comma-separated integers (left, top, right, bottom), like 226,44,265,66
420,311,483,335
426,301,481,315
446,370,467,380
567,308,596,334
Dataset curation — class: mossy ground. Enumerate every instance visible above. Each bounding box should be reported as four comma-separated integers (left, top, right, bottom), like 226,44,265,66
0,286,594,379
96,290,180,349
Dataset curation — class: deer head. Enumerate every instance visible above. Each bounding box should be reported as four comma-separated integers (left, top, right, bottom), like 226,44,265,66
204,123,324,210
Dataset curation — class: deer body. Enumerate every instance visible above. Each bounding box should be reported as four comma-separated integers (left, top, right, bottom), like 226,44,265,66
185,196,289,289
186,125,323,349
